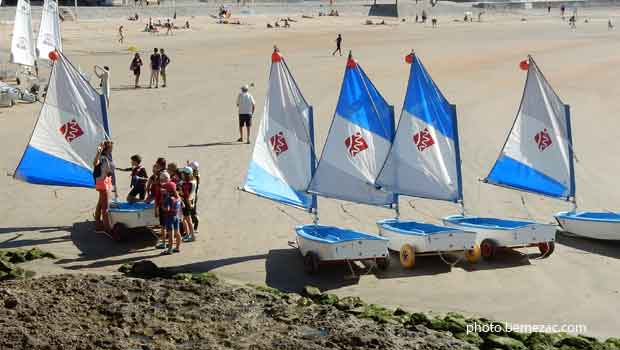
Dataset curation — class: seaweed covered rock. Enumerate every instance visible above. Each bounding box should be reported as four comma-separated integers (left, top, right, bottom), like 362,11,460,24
485,334,527,350
455,332,484,347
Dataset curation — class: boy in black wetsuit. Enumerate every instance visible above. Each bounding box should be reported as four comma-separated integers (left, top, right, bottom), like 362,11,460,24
117,154,149,202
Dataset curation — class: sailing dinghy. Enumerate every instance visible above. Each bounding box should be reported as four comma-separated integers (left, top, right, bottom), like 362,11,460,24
375,52,478,268
10,0,37,68
554,212,620,240
37,0,63,60
242,49,390,274
443,56,568,260
14,51,110,187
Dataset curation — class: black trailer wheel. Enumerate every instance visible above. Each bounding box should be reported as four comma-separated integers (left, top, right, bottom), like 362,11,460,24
480,239,497,261
303,252,320,274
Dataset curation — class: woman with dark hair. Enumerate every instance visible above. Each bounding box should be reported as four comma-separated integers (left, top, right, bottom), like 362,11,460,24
93,141,115,232
130,53,143,88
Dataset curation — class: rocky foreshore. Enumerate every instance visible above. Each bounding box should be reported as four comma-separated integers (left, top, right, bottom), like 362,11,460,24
0,260,618,350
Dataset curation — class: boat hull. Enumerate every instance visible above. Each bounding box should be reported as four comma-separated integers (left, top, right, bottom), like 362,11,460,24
377,219,476,253
555,211,620,240
295,224,389,262
442,215,556,247
109,201,158,229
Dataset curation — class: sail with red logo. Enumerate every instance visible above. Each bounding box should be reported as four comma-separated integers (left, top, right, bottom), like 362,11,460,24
442,56,571,261
14,51,110,187
308,52,396,207
376,52,463,203
484,56,575,200
241,48,316,210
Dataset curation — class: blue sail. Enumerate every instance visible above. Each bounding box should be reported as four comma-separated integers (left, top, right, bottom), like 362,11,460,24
242,51,316,211
308,55,396,207
376,54,463,203
485,57,575,201
14,52,110,188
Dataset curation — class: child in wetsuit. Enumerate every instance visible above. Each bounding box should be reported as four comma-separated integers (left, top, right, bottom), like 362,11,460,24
117,154,148,203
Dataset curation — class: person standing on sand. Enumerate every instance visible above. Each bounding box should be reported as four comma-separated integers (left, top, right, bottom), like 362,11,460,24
560,4,565,19
332,34,342,56
236,85,255,144
93,141,115,233
160,48,170,88
130,53,143,88
166,19,173,35
150,48,161,88
94,65,110,108
118,25,124,43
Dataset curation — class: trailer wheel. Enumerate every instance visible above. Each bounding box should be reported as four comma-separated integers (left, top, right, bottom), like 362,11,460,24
480,239,497,261
538,241,555,258
303,252,319,274
111,223,128,242
399,244,416,268
377,256,390,270
464,244,481,263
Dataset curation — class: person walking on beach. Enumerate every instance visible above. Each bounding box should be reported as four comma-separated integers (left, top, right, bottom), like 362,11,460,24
118,25,124,44
94,65,110,108
236,85,255,144
160,48,170,87
166,19,173,35
93,141,115,233
130,53,143,88
608,19,614,30
150,48,161,88
332,34,342,56
560,4,565,19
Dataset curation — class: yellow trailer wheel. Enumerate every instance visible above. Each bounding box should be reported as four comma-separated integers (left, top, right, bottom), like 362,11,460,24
399,244,416,268
464,244,481,264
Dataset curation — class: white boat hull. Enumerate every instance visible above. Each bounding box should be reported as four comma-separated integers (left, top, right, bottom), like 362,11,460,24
295,225,389,262
442,215,557,248
555,211,620,240
109,202,158,229
377,219,476,254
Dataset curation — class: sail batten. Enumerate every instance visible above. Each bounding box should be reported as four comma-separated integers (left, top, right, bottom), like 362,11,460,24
242,51,316,211
485,57,575,201
11,0,36,67
37,0,63,60
14,52,110,188
376,55,462,203
308,56,396,207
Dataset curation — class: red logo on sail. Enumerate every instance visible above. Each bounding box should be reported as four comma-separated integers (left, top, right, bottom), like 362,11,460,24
59,119,84,143
345,132,368,157
534,128,552,151
269,132,288,156
413,127,435,152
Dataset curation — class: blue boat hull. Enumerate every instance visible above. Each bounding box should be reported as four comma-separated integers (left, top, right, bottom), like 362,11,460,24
376,219,476,253
555,211,620,240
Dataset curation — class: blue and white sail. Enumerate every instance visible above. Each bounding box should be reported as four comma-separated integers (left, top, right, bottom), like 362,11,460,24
308,54,396,207
37,0,63,60
376,53,463,203
10,0,36,67
485,56,575,201
242,50,316,211
14,52,111,188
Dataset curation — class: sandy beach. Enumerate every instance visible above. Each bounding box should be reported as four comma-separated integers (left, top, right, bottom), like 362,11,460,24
1,2,620,339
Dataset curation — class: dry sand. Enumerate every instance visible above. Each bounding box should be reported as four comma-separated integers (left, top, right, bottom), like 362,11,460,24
1,4,620,338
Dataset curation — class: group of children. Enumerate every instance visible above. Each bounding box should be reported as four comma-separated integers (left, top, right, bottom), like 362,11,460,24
118,155,201,255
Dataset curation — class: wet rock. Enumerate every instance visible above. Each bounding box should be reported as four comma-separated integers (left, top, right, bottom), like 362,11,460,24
335,296,363,311
410,312,432,326
556,335,594,349
296,297,313,307
318,293,339,306
393,307,408,316
444,314,468,333
605,338,620,350
0,259,14,272
428,317,449,331
454,332,484,346
485,334,527,350
4,297,19,309
302,286,321,299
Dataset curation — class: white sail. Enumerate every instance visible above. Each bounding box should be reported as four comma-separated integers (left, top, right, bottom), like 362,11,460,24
376,54,463,203
242,50,316,210
37,0,63,60
308,56,396,207
14,52,111,188
10,0,36,67
485,57,575,200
